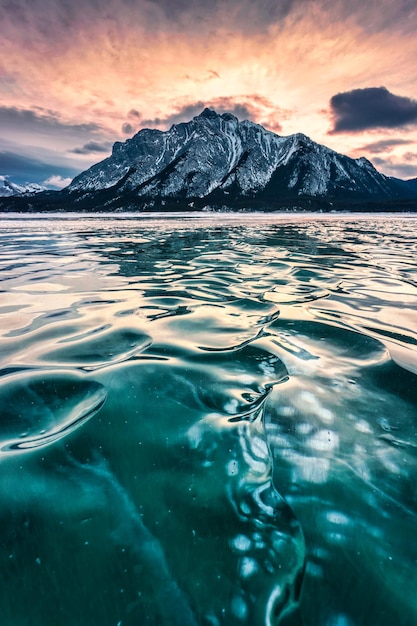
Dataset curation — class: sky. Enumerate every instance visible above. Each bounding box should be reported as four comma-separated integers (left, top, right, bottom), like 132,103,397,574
1,0,417,188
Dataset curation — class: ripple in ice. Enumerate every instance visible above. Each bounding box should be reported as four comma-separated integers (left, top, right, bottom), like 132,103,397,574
44,327,152,370
0,371,107,453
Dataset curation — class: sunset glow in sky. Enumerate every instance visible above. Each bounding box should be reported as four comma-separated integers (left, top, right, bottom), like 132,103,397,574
1,0,417,187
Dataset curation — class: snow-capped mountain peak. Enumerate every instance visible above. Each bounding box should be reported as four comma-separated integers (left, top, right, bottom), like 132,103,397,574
0,180,47,198
54,108,417,210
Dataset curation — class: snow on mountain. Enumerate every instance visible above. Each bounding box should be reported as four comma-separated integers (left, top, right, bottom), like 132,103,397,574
67,108,406,205
0,180,47,197
2,109,416,213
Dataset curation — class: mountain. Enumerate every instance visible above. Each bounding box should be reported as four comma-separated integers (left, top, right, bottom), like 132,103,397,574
0,180,47,198
1,109,417,212
402,177,417,192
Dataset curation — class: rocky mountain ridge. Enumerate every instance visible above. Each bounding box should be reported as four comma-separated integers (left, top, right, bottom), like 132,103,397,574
0,179,47,198
1,109,417,212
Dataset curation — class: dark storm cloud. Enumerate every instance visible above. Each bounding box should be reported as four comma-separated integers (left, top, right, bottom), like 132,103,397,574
357,138,414,154
0,106,102,134
0,151,78,183
70,141,112,154
329,87,417,133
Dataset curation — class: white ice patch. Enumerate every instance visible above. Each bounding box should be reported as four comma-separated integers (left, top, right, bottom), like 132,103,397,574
187,423,203,448
231,534,252,553
240,557,259,578
242,447,268,474
277,405,296,418
307,430,339,452
326,511,350,526
295,422,313,435
249,435,269,459
259,361,276,377
226,459,239,476
297,390,335,423
355,419,373,434
286,451,330,483
224,399,239,414
236,374,255,385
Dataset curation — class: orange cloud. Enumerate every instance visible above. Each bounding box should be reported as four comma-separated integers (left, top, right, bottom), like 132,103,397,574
1,0,417,179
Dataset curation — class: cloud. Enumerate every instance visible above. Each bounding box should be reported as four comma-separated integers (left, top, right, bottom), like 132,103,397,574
70,141,112,155
0,106,102,134
101,0,417,36
372,156,417,179
403,151,417,162
138,96,287,133
122,122,135,135
43,175,73,189
329,87,417,133
0,106,112,179
2,0,416,45
0,0,308,41
355,138,414,154
0,151,78,186
184,69,221,83
148,0,305,28
2,0,417,185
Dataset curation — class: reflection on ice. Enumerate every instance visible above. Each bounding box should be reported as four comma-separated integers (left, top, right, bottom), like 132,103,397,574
265,321,417,625
45,326,152,369
187,399,305,624
285,452,331,484
0,371,106,453
0,215,417,626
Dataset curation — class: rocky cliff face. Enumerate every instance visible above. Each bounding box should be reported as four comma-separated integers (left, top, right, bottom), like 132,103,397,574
66,108,408,206
2,108,416,212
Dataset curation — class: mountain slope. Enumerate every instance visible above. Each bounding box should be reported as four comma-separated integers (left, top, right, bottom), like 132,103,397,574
67,109,408,206
0,180,47,198
1,108,417,212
